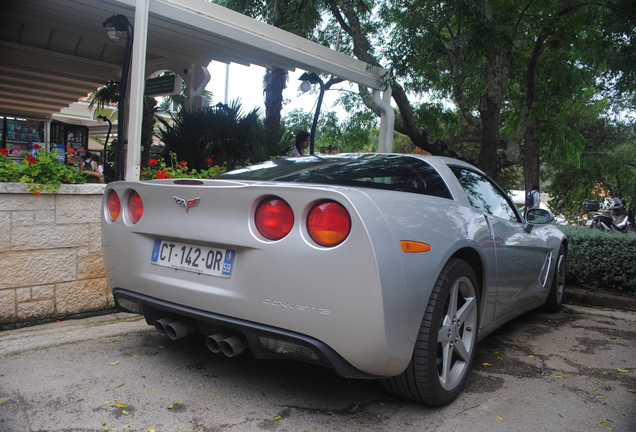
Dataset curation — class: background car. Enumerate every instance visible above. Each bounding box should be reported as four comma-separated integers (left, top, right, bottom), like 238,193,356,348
101,153,567,406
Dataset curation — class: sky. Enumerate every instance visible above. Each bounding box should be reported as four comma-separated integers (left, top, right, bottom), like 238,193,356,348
205,60,350,120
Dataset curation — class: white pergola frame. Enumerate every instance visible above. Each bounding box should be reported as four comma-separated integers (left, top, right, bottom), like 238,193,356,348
1,0,394,180
123,0,393,180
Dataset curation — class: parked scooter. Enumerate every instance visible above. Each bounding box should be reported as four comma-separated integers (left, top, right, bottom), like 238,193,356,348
584,198,633,233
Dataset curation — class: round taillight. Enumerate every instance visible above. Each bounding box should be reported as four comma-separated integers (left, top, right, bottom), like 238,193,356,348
307,201,351,247
106,191,121,222
128,191,144,224
255,197,294,240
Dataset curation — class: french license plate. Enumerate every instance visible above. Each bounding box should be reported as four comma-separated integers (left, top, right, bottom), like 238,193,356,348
151,239,236,278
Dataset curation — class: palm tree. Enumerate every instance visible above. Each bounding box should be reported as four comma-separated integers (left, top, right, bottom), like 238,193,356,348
157,100,291,171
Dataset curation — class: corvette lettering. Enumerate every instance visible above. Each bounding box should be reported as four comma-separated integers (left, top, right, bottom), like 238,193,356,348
263,298,331,315
174,196,200,212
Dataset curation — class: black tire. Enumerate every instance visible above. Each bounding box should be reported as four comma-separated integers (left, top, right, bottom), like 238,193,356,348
543,243,567,312
381,258,479,406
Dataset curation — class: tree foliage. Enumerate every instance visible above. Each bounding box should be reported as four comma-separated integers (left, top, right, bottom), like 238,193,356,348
211,0,635,208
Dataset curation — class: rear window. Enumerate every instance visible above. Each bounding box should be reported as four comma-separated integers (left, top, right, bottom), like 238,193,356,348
220,154,452,199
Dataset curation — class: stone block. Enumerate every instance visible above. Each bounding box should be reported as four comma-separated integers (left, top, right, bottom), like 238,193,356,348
32,284,55,301
56,279,110,315
56,194,103,225
0,193,55,211
0,213,10,252
0,249,76,289
16,299,55,320
77,247,106,279
10,224,88,251
34,210,56,225
84,223,103,253
16,287,31,302
11,211,35,227
0,289,16,323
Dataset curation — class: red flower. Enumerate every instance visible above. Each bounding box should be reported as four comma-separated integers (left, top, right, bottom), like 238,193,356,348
0,148,8,156
154,169,170,179
179,160,187,167
148,159,159,166
26,155,38,164
34,187,41,196
206,157,214,164
32,144,42,150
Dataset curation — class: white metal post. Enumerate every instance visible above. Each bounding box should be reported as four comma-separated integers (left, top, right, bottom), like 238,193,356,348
125,0,149,181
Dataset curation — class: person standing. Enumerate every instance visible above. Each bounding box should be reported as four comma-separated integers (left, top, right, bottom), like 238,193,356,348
527,185,541,209
289,131,310,157
81,152,98,172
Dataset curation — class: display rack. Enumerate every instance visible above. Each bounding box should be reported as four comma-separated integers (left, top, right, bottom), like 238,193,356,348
2,118,44,160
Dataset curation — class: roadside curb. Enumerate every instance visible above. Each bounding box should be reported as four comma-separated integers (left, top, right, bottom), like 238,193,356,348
564,286,636,312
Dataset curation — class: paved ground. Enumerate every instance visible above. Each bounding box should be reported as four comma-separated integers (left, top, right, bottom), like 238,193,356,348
0,305,635,432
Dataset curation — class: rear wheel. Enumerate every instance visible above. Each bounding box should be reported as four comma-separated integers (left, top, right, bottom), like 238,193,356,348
543,243,567,312
381,258,479,406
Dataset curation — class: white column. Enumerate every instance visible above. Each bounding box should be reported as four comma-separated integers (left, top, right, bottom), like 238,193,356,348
125,0,150,181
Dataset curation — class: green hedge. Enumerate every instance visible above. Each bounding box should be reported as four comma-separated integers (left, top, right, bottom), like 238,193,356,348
560,225,636,294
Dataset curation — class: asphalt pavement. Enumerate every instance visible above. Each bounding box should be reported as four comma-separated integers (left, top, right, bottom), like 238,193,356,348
1,304,635,432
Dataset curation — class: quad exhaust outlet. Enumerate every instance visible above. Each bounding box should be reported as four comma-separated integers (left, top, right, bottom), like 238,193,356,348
154,319,247,356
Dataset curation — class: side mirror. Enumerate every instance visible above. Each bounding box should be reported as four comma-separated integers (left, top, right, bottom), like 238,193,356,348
524,208,554,232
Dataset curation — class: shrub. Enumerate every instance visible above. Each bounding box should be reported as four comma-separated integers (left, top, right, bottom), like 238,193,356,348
560,225,636,294
140,153,225,180
156,101,290,171
0,146,86,194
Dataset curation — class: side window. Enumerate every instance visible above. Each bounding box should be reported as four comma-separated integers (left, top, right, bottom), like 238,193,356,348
451,167,519,222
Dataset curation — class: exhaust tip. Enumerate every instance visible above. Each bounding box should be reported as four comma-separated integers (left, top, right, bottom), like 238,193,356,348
220,335,247,357
165,320,197,340
154,318,177,336
205,333,228,353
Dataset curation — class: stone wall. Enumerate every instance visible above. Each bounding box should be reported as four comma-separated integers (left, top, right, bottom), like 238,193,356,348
0,183,113,325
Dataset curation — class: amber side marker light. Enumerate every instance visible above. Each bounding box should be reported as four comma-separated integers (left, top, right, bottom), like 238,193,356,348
400,240,432,253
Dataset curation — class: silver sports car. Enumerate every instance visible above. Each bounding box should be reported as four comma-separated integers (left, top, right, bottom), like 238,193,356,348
101,153,567,406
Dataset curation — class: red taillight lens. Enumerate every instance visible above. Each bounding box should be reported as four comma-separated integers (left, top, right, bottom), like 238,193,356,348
307,201,351,247
106,191,121,222
255,197,294,240
128,191,144,224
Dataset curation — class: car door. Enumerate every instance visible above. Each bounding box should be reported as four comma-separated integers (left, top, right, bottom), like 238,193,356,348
451,167,553,320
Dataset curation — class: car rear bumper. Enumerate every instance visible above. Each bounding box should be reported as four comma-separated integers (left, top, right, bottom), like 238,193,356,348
113,288,381,379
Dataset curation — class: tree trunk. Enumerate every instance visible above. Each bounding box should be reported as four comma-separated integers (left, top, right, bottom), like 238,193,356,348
263,67,287,131
141,96,157,167
523,121,540,193
477,98,501,181
476,41,511,181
